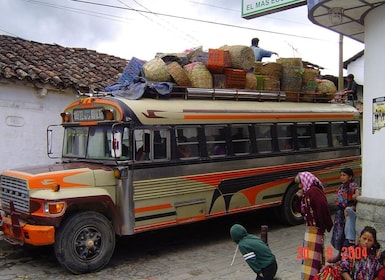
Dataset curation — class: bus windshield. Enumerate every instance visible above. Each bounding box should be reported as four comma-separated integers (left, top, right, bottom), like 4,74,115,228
62,126,130,160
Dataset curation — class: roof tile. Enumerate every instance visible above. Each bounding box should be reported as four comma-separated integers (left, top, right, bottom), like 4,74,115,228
0,35,128,91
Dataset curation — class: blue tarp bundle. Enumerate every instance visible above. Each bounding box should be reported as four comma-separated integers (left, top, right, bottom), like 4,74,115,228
105,57,174,99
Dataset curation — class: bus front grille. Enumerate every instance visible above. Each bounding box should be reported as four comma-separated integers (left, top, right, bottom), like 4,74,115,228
0,175,30,213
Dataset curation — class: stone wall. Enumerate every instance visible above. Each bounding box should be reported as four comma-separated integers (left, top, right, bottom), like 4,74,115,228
356,196,385,248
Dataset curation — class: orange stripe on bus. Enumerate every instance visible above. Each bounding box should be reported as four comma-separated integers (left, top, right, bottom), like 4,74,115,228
184,114,354,120
135,203,173,214
184,157,358,186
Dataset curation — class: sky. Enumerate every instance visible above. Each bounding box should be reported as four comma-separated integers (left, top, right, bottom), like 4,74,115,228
0,0,364,76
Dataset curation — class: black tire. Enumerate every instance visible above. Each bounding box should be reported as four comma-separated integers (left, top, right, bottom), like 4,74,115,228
281,184,304,226
54,211,116,274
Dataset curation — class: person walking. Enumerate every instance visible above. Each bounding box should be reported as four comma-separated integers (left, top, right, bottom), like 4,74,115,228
251,38,278,62
230,224,278,280
295,171,333,280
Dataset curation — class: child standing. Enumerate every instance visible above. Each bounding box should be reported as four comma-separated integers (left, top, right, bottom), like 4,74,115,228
328,167,359,263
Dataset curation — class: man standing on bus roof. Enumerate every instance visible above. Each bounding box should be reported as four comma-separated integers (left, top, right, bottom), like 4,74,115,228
230,224,278,280
251,38,279,62
343,74,358,106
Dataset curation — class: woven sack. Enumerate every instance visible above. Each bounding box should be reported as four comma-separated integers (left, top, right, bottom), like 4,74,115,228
278,58,303,92
142,57,172,82
302,68,319,83
262,75,280,91
167,62,192,87
219,45,255,70
317,79,337,94
245,73,257,90
183,62,212,88
254,62,282,79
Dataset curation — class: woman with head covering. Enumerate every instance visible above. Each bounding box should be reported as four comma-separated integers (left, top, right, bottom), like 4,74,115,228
295,171,333,280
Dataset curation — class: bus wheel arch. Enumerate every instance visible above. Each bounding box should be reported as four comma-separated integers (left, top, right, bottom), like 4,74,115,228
281,182,303,226
54,211,116,274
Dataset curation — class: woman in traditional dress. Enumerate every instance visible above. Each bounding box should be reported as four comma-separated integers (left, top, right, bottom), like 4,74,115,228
340,226,381,280
295,171,333,280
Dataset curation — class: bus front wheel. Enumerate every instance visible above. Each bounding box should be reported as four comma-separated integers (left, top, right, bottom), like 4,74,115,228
281,184,304,226
54,211,116,274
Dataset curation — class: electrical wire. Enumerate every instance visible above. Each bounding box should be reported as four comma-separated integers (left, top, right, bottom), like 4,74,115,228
69,0,337,42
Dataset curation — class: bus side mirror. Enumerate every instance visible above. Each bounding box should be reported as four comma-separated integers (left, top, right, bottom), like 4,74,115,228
111,131,122,158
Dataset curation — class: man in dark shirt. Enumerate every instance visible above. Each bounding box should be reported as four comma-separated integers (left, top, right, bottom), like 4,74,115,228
344,74,358,106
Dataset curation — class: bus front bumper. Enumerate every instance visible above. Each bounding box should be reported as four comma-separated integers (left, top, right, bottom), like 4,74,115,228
0,215,55,246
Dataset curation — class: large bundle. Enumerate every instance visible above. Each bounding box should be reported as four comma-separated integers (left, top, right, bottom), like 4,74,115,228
166,62,192,87
278,58,303,92
254,62,282,79
253,62,282,91
316,79,337,102
302,68,319,94
219,45,255,70
142,57,172,82
183,62,212,88
263,76,280,91
245,72,257,90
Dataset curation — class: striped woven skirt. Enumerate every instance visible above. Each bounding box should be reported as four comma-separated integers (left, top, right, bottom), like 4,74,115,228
302,226,325,280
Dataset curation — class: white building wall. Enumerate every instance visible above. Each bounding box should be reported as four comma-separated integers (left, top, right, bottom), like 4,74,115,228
0,83,75,171
362,4,385,199
346,57,364,86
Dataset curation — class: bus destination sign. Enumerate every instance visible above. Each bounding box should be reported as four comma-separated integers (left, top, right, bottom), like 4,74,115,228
73,108,104,121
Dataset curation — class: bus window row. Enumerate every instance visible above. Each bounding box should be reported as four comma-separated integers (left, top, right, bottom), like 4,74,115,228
133,121,360,162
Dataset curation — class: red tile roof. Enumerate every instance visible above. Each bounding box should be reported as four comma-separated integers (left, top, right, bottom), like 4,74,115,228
0,35,128,91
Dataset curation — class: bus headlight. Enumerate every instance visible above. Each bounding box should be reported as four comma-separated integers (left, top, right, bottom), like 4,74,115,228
44,202,66,215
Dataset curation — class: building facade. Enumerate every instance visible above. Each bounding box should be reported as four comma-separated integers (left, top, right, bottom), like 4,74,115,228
308,1,385,244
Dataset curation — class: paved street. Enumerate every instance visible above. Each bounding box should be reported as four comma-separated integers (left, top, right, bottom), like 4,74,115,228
0,209,336,280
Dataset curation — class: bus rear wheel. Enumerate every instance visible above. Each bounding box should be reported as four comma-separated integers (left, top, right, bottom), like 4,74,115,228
54,211,116,274
281,184,304,226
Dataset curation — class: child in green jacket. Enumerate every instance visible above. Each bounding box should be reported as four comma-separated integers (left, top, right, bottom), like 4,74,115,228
230,224,278,280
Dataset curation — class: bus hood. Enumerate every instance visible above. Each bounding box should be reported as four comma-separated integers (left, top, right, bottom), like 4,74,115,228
1,162,115,190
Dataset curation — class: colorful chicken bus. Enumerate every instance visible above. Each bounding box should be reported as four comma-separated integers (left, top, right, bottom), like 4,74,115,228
0,89,361,274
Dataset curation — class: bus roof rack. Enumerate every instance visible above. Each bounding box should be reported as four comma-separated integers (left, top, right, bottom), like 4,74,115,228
78,86,333,103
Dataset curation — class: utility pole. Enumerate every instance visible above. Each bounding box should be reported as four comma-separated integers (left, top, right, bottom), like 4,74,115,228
338,34,344,91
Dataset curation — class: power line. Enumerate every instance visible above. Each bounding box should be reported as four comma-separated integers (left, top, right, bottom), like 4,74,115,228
118,0,201,45
70,0,337,42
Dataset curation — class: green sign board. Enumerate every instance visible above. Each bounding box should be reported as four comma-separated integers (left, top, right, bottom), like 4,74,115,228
242,0,307,19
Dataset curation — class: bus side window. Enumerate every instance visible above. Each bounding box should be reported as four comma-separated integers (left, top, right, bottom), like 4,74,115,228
277,123,293,151
346,121,360,145
297,123,311,150
231,125,251,155
134,129,150,161
206,126,227,157
176,127,199,159
255,124,273,153
154,130,168,160
331,122,344,147
315,123,329,148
